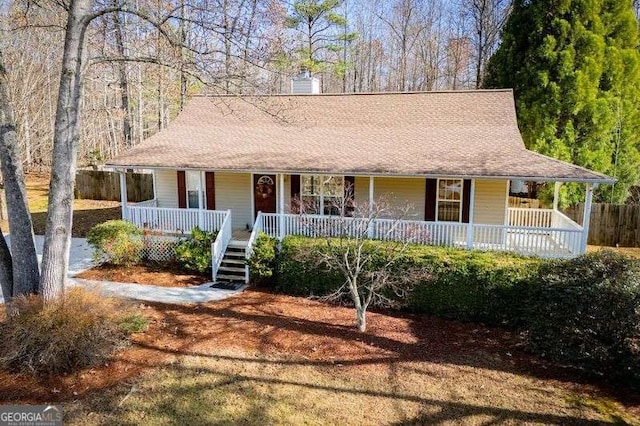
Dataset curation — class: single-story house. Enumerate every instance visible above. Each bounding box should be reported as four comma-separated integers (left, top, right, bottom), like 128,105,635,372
107,73,614,283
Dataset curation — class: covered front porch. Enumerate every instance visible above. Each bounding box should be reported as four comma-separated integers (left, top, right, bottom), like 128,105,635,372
118,171,595,285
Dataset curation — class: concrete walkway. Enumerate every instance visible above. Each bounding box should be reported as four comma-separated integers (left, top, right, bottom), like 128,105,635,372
71,279,246,304
1,234,245,304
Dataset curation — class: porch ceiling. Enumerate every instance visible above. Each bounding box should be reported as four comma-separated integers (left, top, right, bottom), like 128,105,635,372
107,91,614,184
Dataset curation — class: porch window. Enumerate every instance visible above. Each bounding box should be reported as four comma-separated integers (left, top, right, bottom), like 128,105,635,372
437,179,462,222
186,170,204,209
301,175,344,215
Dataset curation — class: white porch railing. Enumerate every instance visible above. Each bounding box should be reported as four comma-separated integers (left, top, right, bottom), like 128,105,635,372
211,210,232,279
124,205,228,234
261,213,467,248
259,212,584,258
130,198,158,208
472,224,583,258
508,208,554,227
245,211,264,283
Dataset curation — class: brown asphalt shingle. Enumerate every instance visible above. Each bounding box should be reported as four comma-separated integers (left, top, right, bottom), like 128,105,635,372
107,90,613,182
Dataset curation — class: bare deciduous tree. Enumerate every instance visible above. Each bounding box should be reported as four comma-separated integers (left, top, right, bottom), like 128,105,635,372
0,48,40,302
296,194,427,332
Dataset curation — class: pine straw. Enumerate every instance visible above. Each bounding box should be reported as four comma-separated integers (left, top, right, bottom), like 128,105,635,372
2,290,639,424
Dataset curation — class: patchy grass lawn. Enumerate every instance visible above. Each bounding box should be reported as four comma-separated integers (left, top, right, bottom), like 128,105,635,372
2,290,637,425
1,174,120,236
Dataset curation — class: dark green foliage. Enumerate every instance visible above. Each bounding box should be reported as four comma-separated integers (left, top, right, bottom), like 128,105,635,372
248,232,278,286
485,0,640,204
174,227,217,274
275,237,640,385
523,250,640,384
87,220,143,266
276,236,540,322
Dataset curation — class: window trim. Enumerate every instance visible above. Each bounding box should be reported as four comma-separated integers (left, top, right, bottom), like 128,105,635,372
300,174,345,216
436,178,463,222
185,170,204,209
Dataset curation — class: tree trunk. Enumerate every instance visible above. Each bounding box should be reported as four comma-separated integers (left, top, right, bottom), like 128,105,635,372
113,3,132,147
0,228,13,303
356,307,366,332
0,49,40,297
40,0,92,301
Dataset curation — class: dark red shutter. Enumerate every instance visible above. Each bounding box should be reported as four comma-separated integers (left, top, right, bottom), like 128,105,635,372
344,176,355,216
425,179,437,221
205,172,215,210
290,174,301,213
462,179,471,223
177,170,187,208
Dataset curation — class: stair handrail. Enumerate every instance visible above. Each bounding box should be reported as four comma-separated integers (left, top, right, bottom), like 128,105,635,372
244,211,263,283
211,209,232,280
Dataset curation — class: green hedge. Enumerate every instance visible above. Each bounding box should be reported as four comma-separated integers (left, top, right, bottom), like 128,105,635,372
275,236,541,325
261,236,640,386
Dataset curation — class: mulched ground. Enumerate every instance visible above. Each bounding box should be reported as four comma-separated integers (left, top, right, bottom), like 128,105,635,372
76,263,210,287
1,289,639,420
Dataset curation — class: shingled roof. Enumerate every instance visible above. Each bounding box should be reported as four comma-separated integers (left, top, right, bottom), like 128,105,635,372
108,90,614,183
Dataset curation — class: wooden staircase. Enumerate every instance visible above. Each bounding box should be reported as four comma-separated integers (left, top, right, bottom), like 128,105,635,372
215,240,247,285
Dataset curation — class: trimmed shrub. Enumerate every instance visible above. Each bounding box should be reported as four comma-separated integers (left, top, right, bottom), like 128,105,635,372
87,220,143,266
248,232,278,286
276,236,540,324
523,250,640,384
175,227,217,274
0,288,139,375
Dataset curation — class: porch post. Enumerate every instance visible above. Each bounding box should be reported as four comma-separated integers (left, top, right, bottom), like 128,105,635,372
581,183,595,254
466,179,476,249
368,176,374,238
552,182,561,211
152,170,158,202
279,173,285,240
198,171,204,229
119,171,128,221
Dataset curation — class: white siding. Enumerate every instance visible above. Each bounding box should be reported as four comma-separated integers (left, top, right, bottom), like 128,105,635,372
154,169,179,208
473,179,508,225
215,172,252,229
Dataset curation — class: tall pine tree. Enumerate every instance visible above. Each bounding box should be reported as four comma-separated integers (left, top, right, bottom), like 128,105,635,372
485,0,640,203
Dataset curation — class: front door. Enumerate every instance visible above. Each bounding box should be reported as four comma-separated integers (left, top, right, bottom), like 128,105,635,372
254,174,277,217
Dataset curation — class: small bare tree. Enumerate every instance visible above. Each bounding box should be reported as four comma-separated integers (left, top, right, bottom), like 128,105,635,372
295,192,428,332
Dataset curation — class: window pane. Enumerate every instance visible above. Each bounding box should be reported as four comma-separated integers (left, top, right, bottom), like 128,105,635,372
188,190,200,209
324,197,342,215
438,201,460,222
323,176,343,197
439,179,462,201
186,171,200,191
302,175,320,196
301,196,320,214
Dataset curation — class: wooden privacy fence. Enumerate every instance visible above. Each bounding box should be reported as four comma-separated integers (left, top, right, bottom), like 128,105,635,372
564,203,640,247
74,170,153,202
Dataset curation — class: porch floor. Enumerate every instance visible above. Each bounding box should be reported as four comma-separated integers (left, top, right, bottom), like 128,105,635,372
232,229,251,241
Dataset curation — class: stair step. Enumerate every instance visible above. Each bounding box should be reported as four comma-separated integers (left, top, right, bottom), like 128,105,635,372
218,266,246,273
221,258,245,265
224,251,245,259
216,274,246,281
228,241,248,249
